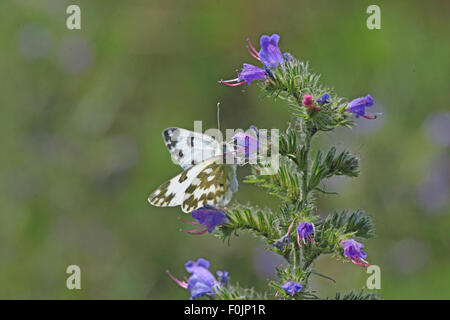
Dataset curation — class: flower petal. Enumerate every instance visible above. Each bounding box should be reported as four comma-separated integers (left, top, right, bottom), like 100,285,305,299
191,207,227,233
238,63,266,84
282,281,303,295
346,94,374,117
258,34,283,69
188,273,216,299
185,258,210,273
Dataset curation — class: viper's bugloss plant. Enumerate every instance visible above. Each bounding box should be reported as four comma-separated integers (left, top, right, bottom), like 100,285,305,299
281,281,303,296
169,34,380,300
168,258,229,300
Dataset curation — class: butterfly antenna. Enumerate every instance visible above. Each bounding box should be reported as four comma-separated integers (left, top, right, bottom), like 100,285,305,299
217,102,221,133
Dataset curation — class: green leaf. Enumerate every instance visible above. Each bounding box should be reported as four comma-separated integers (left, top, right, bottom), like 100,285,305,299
330,290,380,300
310,269,336,283
215,204,281,243
213,284,269,300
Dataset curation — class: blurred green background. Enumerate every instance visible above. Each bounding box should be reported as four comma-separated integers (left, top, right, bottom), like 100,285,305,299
1,0,449,299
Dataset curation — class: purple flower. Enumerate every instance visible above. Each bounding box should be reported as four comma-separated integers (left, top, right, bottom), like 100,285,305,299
273,234,291,250
346,94,377,119
180,206,227,235
168,258,226,299
283,52,294,62
238,63,267,84
281,281,303,296
317,93,330,105
297,222,315,247
258,34,284,69
232,126,260,159
220,34,285,87
340,239,370,267
221,64,266,86
216,270,229,285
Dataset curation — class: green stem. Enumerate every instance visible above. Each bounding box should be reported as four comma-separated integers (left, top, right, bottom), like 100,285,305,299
298,246,303,269
302,251,320,270
292,242,298,269
301,126,312,208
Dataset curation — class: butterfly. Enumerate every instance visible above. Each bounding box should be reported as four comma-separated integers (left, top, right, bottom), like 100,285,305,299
148,128,240,213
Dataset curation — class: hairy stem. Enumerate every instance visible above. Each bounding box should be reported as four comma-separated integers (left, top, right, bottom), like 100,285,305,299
301,132,311,208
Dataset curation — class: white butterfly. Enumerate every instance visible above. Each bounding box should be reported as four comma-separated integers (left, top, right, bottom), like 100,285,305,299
148,128,239,213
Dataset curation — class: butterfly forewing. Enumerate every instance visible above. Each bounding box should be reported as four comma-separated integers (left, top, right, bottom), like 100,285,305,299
149,128,239,213
163,128,220,170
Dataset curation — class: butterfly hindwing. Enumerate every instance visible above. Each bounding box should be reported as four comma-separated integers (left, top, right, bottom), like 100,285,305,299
163,128,220,170
181,161,236,213
148,157,221,208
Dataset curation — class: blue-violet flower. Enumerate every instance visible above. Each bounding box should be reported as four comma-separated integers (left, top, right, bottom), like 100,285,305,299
297,222,315,247
220,34,285,86
317,93,330,105
216,270,229,286
346,94,377,119
340,239,370,267
282,281,303,296
168,258,227,299
273,234,291,251
180,206,227,235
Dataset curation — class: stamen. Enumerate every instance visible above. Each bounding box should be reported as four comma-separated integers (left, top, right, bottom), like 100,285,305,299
181,228,208,235
349,256,361,266
351,110,378,120
167,270,188,289
178,218,199,225
219,78,239,83
246,46,261,61
362,114,377,120
246,38,260,56
359,258,370,267
297,234,302,248
221,80,247,87
348,255,370,267
360,257,369,264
